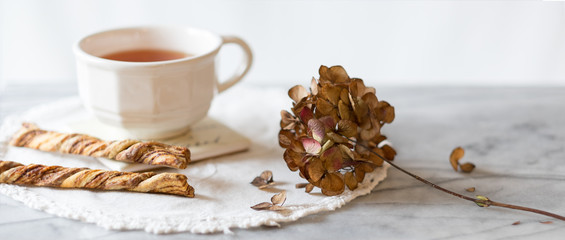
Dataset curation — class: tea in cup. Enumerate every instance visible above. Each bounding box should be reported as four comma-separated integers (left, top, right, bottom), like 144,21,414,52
74,26,253,139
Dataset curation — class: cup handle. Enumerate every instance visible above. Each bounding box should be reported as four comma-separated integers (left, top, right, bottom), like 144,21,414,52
216,36,253,93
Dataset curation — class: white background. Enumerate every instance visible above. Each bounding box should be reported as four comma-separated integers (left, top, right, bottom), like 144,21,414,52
1,0,564,88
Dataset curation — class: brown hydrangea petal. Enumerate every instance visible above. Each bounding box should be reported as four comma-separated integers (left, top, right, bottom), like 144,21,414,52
460,162,476,173
260,170,273,182
319,65,330,83
450,147,465,172
357,162,374,172
307,119,325,143
305,183,314,193
339,88,350,106
360,127,379,141
338,144,355,160
283,149,301,170
365,86,376,95
299,107,314,125
310,77,319,95
278,130,294,148
289,138,305,153
355,167,366,182
367,148,385,166
382,145,397,160
292,97,311,116
327,132,348,144
280,110,297,130
251,170,274,188
338,100,352,121
295,183,308,188
288,85,309,103
320,65,349,84
316,98,335,115
354,162,374,182
362,92,379,110
318,116,337,130
322,85,342,105
329,66,350,83
355,141,369,155
307,158,325,182
383,106,395,123
321,146,343,172
337,120,358,138
353,99,369,124
344,171,358,190
301,137,321,155
376,101,395,123
251,202,273,210
271,190,287,205
349,79,366,98
320,172,345,195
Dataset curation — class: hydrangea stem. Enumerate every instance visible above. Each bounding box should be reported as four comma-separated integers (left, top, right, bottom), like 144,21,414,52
351,139,565,222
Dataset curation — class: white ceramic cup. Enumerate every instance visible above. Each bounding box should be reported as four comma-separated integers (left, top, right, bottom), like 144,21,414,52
74,26,252,139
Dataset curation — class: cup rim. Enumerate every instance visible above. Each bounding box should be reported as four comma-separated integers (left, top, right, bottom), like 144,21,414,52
73,25,222,66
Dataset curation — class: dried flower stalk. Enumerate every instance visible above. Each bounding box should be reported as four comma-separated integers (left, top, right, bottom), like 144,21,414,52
279,65,565,222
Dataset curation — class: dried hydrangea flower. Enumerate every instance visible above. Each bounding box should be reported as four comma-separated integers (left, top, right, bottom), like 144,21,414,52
279,65,396,196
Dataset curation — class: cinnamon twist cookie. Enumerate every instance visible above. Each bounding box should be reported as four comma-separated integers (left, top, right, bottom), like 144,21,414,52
0,160,194,197
9,123,190,169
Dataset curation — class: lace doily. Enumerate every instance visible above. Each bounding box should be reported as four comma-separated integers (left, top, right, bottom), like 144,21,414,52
0,92,388,234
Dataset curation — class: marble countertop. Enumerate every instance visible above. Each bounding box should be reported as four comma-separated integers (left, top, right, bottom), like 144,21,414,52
1,84,564,239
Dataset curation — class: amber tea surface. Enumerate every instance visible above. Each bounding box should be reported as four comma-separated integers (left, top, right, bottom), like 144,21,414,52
101,49,189,62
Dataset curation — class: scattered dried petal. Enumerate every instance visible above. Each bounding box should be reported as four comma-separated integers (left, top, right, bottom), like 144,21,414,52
466,187,476,192
450,147,465,172
268,205,288,211
295,183,308,188
460,162,476,173
251,202,273,210
540,221,553,224
260,170,273,182
251,170,275,188
512,221,521,225
271,190,287,205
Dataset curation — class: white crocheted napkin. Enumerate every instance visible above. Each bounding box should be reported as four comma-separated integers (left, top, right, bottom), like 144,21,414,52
0,94,388,234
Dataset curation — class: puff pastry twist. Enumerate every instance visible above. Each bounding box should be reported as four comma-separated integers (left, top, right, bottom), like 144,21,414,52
0,160,194,197
9,123,190,169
